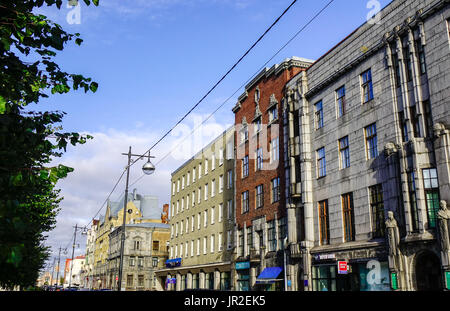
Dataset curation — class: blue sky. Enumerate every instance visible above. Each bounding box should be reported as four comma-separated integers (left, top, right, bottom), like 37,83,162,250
34,0,392,269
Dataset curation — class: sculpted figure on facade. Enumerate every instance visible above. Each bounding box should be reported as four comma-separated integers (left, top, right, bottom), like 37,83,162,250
437,200,450,252
386,211,403,271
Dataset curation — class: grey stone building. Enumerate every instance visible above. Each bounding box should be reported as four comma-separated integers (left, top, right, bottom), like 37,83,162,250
284,0,450,291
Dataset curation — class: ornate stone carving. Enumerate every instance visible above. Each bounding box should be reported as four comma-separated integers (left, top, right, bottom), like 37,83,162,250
437,200,450,252
384,142,398,157
386,211,403,271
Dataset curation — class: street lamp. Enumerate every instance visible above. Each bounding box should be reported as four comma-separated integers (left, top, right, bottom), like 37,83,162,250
117,146,155,291
68,224,88,289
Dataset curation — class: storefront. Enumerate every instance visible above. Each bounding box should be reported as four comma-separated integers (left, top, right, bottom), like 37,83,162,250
255,266,284,291
236,261,250,291
311,253,390,291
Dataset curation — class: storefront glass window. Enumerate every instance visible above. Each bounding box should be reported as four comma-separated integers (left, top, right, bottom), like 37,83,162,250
312,265,336,291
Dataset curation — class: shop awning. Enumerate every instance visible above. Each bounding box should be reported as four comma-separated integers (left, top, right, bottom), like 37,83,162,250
255,267,283,284
165,258,182,268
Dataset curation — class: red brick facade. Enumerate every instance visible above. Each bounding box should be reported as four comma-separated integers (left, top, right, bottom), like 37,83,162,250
233,63,305,230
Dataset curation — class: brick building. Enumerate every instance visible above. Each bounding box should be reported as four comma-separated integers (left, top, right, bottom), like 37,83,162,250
231,57,313,290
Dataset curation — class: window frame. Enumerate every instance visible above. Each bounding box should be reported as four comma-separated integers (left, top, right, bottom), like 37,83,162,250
361,69,374,103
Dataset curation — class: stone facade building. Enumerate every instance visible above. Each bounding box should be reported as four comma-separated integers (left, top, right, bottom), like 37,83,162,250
231,57,313,291
108,222,170,291
283,0,450,291
156,127,235,291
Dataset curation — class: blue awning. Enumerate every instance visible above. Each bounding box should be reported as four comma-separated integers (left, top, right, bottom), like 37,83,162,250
165,258,182,268
256,267,283,284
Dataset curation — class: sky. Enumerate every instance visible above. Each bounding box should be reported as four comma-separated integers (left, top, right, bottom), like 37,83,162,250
33,0,393,273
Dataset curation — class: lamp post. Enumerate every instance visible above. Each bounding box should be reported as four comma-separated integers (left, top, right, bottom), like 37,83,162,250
117,146,155,291
68,224,87,289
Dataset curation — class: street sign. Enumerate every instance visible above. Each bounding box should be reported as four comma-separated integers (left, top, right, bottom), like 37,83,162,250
445,271,450,290
391,272,398,290
337,261,348,274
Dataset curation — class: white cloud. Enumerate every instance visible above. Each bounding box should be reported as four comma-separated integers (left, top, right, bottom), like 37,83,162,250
45,113,231,262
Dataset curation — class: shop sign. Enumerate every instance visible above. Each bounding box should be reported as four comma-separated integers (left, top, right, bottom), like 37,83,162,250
236,261,250,270
337,261,348,274
314,253,336,261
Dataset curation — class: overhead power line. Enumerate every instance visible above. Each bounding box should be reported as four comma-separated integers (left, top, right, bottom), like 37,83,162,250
128,0,336,188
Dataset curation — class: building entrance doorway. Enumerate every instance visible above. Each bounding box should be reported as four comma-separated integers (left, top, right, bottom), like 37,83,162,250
415,251,442,291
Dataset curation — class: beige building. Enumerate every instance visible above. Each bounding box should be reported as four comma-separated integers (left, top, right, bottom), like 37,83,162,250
155,127,235,291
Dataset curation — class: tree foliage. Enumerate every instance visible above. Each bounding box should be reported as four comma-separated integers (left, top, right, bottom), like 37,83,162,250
0,0,99,289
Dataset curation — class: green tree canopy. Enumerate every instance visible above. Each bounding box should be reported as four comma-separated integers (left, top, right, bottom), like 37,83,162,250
0,0,99,289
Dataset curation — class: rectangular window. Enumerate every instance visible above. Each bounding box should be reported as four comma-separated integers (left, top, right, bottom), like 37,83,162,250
219,148,224,166
219,175,224,193
210,235,215,253
423,100,433,138
365,123,378,160
408,172,420,232
361,69,374,103
247,228,253,253
278,217,287,250
256,148,263,171
415,39,427,75
267,220,277,252
227,170,233,189
211,179,215,197
129,256,135,267
317,147,326,178
318,200,329,245
219,203,223,222
211,154,215,171
336,86,346,117
369,184,385,238
204,183,208,201
204,159,208,175
339,136,350,169
152,257,158,268
227,200,233,219
242,191,249,213
271,177,280,203
203,236,207,255
127,275,133,287
204,209,208,227
198,163,202,179
197,213,201,230
218,233,223,251
242,155,249,178
315,100,324,129
256,184,264,209
152,240,160,252
227,230,232,250
342,193,355,242
403,44,413,82
254,117,262,134
410,105,421,138
197,238,200,256
270,137,279,164
192,191,195,207
423,168,440,228
238,230,244,257
191,240,194,257
191,215,195,232
211,206,215,225
192,167,196,183
269,105,278,123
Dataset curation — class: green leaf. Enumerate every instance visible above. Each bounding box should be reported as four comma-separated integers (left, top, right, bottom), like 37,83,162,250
89,82,99,93
0,96,6,114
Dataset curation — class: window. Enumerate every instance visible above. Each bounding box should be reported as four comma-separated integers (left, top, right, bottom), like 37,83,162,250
180,220,183,235
247,228,253,253
318,200,329,245
423,100,433,138
408,172,420,232
211,179,215,197
197,238,200,256
127,275,133,287
399,111,409,142
211,154,215,171
336,86,346,117
241,125,249,143
402,43,413,82
198,187,201,203
186,217,189,233
211,206,215,225
152,257,158,268
271,177,280,203
137,256,144,267
278,217,287,250
193,167,196,183
242,191,249,213
204,209,208,227
423,168,440,228
365,123,378,160
197,213,201,230
191,240,194,257
342,193,355,242
315,100,324,129
185,241,189,257
392,48,401,87
256,148,263,171
238,230,244,256
415,39,427,75
219,175,224,193
198,163,202,179
152,241,160,252
256,184,264,209
317,147,326,178
361,69,374,103
204,159,208,175
369,184,385,238
218,233,223,251
267,220,277,252
134,240,141,250
219,203,223,222
182,175,185,189
254,117,262,134
210,235,215,253
219,148,224,166
176,200,179,214
204,184,208,201
172,182,176,196
227,230,233,250
191,215,195,232
410,105,421,138
269,105,278,122
129,256,135,267
177,179,180,193
242,155,249,178
254,88,260,103
192,191,196,207
339,136,350,169
186,195,189,210
187,171,190,186
203,236,207,254
312,265,337,292
270,137,279,164
181,197,184,212
227,200,233,219
227,170,233,189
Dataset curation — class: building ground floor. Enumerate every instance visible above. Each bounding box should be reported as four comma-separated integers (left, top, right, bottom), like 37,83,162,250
155,261,232,291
